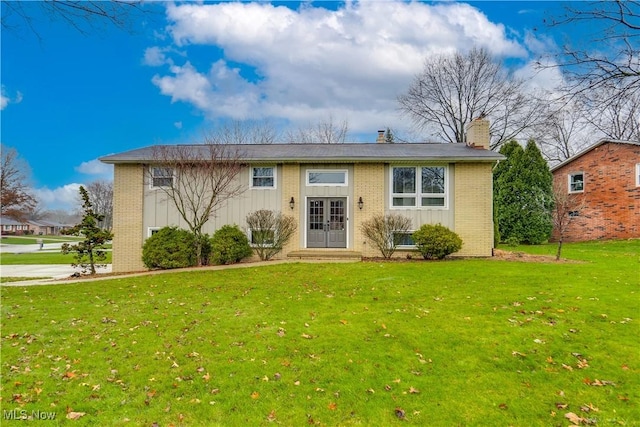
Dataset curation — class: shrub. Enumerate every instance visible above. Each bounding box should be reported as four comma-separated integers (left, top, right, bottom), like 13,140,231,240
245,210,297,261
142,226,197,269
210,225,253,265
412,224,462,260
360,214,412,259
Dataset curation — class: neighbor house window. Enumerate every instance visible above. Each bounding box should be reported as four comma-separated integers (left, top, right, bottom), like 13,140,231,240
568,172,584,193
636,163,640,187
307,170,348,186
568,211,580,218
251,167,276,189
151,167,174,188
391,166,447,208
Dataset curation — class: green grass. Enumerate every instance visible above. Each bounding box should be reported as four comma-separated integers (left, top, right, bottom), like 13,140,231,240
0,277,51,284
0,236,83,245
0,252,112,265
1,240,638,426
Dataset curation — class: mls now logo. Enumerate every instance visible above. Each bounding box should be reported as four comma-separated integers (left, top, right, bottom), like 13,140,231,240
3,409,57,420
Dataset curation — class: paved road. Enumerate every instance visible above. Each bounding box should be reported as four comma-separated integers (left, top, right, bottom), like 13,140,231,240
0,239,111,283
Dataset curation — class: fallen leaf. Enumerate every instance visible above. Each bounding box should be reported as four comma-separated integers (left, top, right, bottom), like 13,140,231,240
267,410,276,421
408,386,420,394
498,403,508,410
66,412,86,420
562,363,573,371
251,391,260,399
63,371,76,379
301,333,312,339
555,403,568,409
340,320,348,325
394,407,406,419
202,372,210,382
328,402,337,410
564,412,583,425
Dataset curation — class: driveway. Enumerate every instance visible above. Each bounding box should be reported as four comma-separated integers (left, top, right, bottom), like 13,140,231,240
1,264,112,279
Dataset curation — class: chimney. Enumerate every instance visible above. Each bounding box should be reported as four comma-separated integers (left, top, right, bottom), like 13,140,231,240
465,117,490,149
376,130,385,143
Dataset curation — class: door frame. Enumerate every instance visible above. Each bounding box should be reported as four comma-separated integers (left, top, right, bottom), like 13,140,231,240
304,196,349,249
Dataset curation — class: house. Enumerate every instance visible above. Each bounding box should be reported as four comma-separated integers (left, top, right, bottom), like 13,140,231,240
550,139,640,242
0,217,31,235
28,220,72,235
100,119,503,273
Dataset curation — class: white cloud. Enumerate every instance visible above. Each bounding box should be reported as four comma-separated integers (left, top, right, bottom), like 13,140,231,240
75,159,113,177
31,184,83,211
144,46,168,66
151,1,528,134
1,86,22,110
174,121,183,129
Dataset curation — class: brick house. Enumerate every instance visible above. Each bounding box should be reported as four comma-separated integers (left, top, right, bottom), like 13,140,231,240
100,119,503,273
550,139,640,242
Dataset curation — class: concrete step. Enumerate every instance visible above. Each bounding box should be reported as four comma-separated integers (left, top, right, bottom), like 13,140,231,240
287,250,362,261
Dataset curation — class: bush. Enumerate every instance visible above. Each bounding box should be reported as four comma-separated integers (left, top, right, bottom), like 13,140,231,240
210,225,253,265
245,210,297,261
360,214,412,259
412,224,462,260
142,226,197,269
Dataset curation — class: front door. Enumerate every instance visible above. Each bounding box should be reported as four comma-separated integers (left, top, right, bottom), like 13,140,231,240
307,198,347,248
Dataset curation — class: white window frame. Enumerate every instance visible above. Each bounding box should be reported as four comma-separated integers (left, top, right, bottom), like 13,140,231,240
250,166,276,189
568,172,584,193
306,169,348,187
636,163,640,187
394,230,417,249
150,166,174,189
148,227,161,237
248,228,276,247
390,165,448,209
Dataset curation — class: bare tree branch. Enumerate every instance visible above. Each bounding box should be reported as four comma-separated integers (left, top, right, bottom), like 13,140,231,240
285,115,350,144
398,47,548,148
1,145,37,220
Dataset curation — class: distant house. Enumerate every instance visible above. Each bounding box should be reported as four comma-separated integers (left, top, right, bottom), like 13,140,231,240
28,220,71,235
101,119,503,273
550,139,640,242
0,217,31,235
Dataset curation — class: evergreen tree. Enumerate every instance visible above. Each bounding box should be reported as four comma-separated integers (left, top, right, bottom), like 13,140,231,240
62,186,114,275
494,140,554,244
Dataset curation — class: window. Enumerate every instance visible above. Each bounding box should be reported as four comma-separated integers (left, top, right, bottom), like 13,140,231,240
568,172,584,193
151,167,173,188
636,163,640,187
391,166,447,208
307,170,347,186
249,229,275,246
568,211,580,218
394,231,416,248
148,227,161,237
251,167,276,188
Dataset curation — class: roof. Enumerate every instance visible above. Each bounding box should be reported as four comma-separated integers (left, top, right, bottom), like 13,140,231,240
100,142,504,165
0,217,29,226
551,139,640,172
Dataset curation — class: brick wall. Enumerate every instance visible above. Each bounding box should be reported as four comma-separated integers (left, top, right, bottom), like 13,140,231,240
281,164,301,256
552,142,640,242
353,163,386,257
112,164,145,272
454,163,494,256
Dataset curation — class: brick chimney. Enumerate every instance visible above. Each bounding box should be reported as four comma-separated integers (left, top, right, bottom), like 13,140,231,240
376,130,385,143
465,117,490,149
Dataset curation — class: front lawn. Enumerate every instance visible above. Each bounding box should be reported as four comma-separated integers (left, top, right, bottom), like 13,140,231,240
1,240,638,426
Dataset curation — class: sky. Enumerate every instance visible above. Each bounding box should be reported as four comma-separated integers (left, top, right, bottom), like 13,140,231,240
1,1,581,211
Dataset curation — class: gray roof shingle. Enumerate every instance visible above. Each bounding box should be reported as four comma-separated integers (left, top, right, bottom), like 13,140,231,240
100,143,504,164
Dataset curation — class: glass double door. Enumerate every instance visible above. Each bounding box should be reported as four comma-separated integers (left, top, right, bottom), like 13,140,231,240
307,198,347,248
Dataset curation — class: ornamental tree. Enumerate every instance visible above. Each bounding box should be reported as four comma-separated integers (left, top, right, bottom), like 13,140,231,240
62,186,113,275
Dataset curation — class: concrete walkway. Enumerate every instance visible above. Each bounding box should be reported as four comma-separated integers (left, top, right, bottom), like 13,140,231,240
1,264,112,280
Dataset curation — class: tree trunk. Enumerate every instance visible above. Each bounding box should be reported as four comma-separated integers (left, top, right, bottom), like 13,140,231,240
555,236,563,261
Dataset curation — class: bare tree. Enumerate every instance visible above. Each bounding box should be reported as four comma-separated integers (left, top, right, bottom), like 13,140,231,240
285,115,349,144
533,100,593,164
150,142,246,265
214,119,279,145
398,47,547,148
2,0,148,38
245,210,297,261
581,88,640,141
1,145,37,220
544,1,640,101
551,180,588,260
360,214,412,259
85,180,113,231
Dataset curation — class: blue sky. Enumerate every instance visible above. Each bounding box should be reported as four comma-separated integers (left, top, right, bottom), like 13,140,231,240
1,1,576,211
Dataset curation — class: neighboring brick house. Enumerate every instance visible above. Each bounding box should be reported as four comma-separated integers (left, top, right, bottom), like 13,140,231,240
100,119,503,273
550,139,640,242
0,217,31,235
